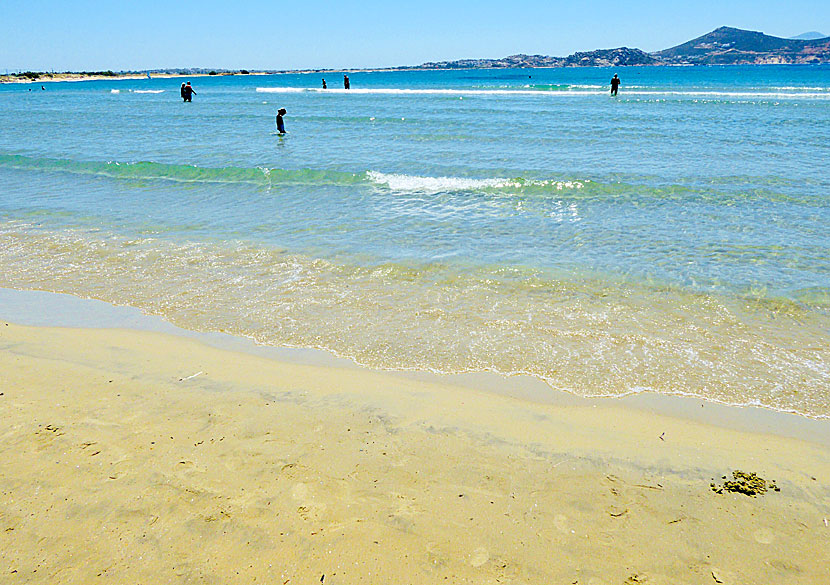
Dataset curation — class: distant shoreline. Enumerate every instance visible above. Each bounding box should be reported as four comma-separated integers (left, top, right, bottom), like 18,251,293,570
0,71,276,84
1,61,825,86
4,26,829,84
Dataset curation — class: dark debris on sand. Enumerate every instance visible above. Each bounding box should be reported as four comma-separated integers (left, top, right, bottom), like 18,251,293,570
710,470,780,496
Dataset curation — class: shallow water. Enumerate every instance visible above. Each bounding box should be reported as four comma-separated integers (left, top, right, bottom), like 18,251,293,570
1,66,828,416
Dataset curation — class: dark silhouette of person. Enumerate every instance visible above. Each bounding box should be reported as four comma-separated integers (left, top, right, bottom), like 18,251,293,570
610,74,620,96
183,81,196,102
41,86,45,90
180,83,187,102
322,78,327,89
276,107,287,134
343,75,350,90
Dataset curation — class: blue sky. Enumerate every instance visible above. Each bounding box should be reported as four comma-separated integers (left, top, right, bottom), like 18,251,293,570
2,0,828,71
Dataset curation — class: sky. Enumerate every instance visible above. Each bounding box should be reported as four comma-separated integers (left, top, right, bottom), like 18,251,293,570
2,0,829,72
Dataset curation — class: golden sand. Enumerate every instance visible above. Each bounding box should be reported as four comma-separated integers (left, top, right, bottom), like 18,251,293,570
1,322,828,584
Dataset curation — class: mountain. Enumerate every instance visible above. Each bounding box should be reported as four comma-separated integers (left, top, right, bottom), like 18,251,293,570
561,47,660,67
654,26,830,65
417,54,563,69
412,27,830,69
416,47,658,69
790,32,827,40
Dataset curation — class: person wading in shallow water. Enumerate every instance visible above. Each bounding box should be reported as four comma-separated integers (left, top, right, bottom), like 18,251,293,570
322,78,327,89
180,83,187,102
276,108,287,134
343,74,350,90
610,74,621,96
183,81,196,102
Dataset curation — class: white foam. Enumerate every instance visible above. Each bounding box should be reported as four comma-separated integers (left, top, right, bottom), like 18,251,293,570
367,171,513,192
257,87,601,96
772,86,829,91
631,90,830,99
256,87,830,100
132,89,165,94
110,89,120,94
366,171,585,193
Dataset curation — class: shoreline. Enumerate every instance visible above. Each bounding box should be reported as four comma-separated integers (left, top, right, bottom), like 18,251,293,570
1,289,829,582
2,287,828,445
0,71,278,84
2,62,825,85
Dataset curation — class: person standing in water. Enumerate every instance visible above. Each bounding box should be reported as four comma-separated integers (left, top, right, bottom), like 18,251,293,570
180,83,187,102
276,108,287,134
322,78,327,89
610,74,620,96
183,81,196,102
343,75,350,90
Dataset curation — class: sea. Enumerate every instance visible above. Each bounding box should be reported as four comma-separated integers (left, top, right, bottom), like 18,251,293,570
1,66,828,417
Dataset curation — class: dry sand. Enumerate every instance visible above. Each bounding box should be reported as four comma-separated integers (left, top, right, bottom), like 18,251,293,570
0,72,274,84
1,321,828,584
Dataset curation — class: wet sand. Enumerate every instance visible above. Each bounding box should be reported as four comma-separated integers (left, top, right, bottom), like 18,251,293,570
1,316,829,584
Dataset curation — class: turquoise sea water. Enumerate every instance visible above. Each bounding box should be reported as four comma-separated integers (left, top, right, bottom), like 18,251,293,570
1,66,828,416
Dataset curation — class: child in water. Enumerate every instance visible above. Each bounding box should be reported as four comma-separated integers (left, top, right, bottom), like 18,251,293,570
276,108,287,134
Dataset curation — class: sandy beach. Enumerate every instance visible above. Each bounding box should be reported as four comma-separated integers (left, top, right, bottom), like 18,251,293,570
0,72,275,84
1,308,828,584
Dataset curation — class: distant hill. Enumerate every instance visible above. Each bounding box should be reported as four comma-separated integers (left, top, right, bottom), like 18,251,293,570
6,26,830,82
416,47,658,69
790,32,827,40
417,54,562,70
653,26,830,65
413,26,830,69
561,47,660,67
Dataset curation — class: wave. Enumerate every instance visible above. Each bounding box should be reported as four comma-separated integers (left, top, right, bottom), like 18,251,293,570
639,90,830,99
0,154,363,187
366,171,584,193
770,86,829,91
256,87,830,99
2,154,825,204
258,87,601,96
0,154,587,195
2,226,829,418
111,89,165,95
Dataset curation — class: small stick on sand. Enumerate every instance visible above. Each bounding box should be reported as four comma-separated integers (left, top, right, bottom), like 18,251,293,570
179,371,204,382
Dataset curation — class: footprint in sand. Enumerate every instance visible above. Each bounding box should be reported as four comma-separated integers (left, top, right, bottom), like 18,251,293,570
470,547,489,567
292,483,327,521
292,482,310,501
753,528,775,544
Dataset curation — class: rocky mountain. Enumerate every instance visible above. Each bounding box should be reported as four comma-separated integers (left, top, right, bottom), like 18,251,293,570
561,47,660,67
413,27,830,69
654,26,830,65
418,54,563,69
418,48,659,69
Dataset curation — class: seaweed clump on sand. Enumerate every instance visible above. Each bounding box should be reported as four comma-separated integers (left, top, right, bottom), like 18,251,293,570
710,470,780,496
